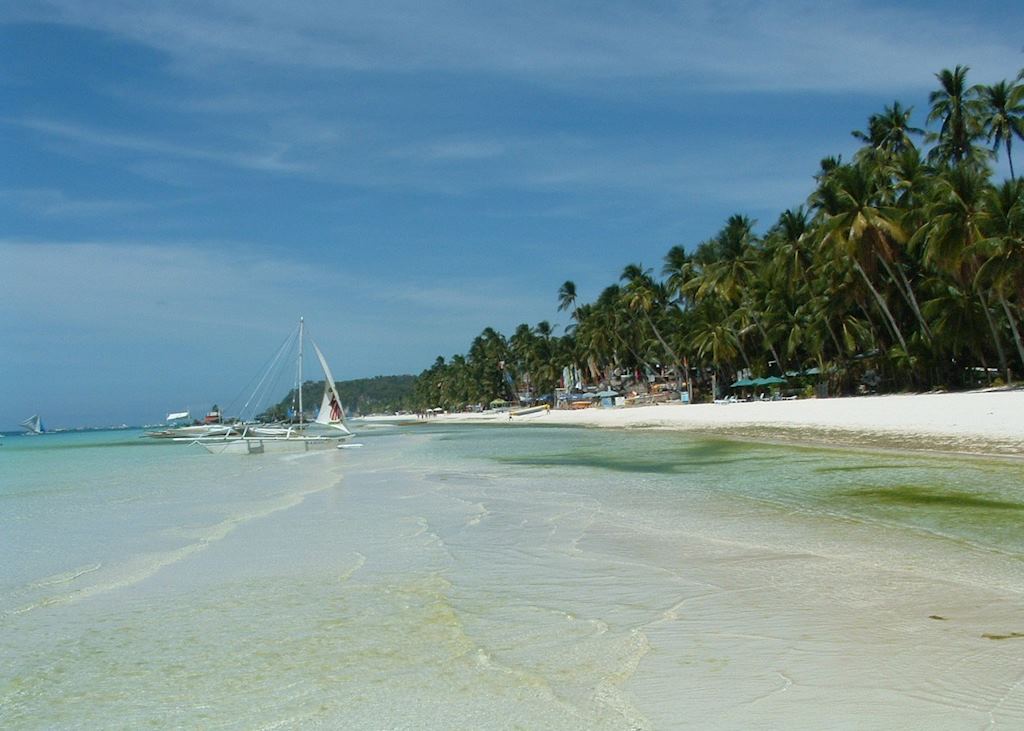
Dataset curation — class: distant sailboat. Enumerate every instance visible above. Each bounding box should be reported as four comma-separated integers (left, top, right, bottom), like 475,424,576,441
20,415,45,435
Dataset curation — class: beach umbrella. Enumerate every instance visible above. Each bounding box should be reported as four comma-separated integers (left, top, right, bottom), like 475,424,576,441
757,376,787,385
730,378,755,388
595,389,619,397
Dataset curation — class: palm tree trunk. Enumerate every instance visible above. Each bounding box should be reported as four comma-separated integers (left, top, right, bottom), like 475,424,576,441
748,311,785,373
735,334,752,371
876,254,932,341
853,260,908,352
824,319,844,359
856,301,885,351
643,311,682,367
977,289,1009,379
998,293,1024,379
614,332,650,375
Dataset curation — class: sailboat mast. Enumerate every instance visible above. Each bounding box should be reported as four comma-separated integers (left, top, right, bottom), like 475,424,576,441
298,317,304,425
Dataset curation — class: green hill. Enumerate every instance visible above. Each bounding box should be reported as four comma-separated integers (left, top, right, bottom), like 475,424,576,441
261,374,417,420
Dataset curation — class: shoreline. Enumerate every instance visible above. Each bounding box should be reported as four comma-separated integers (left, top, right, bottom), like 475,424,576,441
362,389,1024,457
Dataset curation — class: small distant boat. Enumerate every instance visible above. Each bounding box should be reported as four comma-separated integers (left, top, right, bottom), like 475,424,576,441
510,405,549,416
20,415,45,435
144,410,243,439
145,423,241,439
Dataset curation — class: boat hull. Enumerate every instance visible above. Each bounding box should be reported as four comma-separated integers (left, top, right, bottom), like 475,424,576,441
177,433,353,454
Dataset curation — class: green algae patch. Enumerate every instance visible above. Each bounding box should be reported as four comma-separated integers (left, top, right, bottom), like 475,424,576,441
847,485,1024,511
493,437,772,475
815,464,915,473
982,632,1024,640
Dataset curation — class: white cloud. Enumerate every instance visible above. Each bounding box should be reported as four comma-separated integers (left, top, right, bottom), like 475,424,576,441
391,138,510,162
0,237,544,357
0,188,150,217
9,1,1022,93
8,117,311,174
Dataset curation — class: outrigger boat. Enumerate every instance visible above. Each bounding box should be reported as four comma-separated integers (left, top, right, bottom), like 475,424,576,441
169,318,354,454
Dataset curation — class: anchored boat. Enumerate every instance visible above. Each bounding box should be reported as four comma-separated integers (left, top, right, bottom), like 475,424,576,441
170,318,354,454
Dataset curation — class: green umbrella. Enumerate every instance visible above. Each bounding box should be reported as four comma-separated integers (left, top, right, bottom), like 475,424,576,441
730,378,756,387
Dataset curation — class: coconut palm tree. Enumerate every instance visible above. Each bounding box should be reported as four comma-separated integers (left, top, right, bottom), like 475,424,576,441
914,165,1010,378
662,245,697,308
557,280,577,314
814,162,913,353
975,78,1024,180
853,101,924,159
927,65,986,167
764,207,813,297
975,179,1024,369
620,264,685,372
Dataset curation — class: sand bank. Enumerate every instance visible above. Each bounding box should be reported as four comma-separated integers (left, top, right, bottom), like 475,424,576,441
371,389,1024,455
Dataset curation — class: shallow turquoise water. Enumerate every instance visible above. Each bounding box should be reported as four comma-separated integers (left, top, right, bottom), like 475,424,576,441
437,424,1024,558
1,424,1022,728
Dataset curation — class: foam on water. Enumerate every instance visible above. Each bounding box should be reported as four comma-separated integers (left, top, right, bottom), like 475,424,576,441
2,424,1023,728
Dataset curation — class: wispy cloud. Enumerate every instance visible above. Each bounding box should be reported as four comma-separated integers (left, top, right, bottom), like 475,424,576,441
10,1,1022,93
7,117,310,174
390,138,511,163
0,188,150,217
0,237,543,356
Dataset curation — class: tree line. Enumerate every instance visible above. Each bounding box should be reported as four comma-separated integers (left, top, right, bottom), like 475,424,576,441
263,375,418,419
413,65,1024,411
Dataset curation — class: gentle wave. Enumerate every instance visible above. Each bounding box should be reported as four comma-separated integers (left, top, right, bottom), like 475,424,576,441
7,483,336,618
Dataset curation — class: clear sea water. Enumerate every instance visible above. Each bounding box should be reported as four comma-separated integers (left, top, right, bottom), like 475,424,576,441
2,424,1023,729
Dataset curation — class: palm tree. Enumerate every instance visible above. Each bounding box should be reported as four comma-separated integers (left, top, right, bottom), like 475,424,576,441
814,162,913,353
620,264,685,372
557,280,577,314
914,165,1010,378
764,207,812,297
975,179,1024,370
927,65,985,167
853,101,924,159
575,285,628,383
975,78,1024,180
662,245,697,308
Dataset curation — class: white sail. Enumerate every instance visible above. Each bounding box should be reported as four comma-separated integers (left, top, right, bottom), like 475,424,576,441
20,415,43,435
312,340,352,434
166,411,190,421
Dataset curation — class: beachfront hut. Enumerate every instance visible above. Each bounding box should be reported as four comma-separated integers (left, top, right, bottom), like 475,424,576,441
595,389,619,408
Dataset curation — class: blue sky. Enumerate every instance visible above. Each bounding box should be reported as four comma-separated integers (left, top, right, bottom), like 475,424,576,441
2,1,1022,427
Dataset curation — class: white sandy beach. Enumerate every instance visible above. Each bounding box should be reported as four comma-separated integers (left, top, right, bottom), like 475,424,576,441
380,389,1024,454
